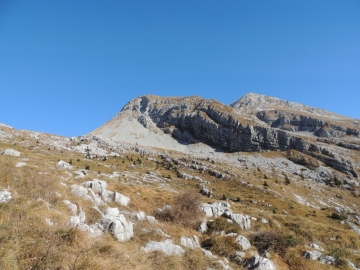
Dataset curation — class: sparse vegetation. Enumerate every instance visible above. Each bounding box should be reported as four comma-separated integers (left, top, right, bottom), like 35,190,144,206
154,190,202,229
1,120,360,270
250,230,300,256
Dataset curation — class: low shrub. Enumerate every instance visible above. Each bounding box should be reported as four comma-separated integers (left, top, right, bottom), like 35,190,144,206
250,230,299,256
328,212,344,220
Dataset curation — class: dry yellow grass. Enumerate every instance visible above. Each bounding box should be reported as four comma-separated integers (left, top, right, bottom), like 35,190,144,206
1,126,360,270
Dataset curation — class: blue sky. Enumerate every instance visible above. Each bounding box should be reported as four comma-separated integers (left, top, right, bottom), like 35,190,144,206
1,1,359,137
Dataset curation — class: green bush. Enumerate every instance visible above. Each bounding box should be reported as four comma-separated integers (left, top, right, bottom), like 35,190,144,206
329,212,344,220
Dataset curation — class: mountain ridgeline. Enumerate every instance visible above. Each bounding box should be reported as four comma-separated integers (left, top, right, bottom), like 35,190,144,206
91,93,360,179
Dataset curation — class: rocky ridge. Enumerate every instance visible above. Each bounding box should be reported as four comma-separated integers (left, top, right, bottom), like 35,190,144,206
91,93,360,182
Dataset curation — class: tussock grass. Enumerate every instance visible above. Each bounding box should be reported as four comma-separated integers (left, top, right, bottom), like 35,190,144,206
154,190,203,229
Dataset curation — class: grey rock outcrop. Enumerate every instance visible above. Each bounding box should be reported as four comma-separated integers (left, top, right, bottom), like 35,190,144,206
230,214,251,230
235,235,251,250
180,235,200,250
72,180,130,207
200,202,251,230
200,186,214,197
246,255,276,270
140,239,185,256
319,255,338,265
101,213,134,242
200,202,231,218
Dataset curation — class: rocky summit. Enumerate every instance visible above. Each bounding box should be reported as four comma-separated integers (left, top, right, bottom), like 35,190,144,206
1,93,360,270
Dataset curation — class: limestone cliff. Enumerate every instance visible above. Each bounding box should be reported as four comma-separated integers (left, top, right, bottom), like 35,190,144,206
90,93,360,178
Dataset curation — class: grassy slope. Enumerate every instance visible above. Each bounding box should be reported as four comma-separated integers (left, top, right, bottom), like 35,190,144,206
0,128,359,269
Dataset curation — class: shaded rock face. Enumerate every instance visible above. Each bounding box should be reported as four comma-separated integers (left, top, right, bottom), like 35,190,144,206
96,94,360,178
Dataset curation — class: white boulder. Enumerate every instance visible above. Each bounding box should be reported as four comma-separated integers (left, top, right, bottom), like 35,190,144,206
56,160,72,169
83,179,107,194
200,202,231,218
71,184,94,203
2,149,20,156
246,255,276,270
235,235,251,250
229,213,251,230
74,169,87,179
0,190,12,203
141,239,185,256
101,214,134,242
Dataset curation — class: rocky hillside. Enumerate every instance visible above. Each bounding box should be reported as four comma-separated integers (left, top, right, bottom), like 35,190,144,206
1,93,360,270
91,93,360,185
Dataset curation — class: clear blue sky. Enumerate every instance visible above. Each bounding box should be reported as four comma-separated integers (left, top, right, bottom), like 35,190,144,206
1,1,359,137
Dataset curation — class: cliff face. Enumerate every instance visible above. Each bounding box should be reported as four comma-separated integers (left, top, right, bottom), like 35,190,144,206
91,94,360,178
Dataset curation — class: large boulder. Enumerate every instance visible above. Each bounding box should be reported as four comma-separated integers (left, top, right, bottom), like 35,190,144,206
1,149,20,156
83,179,107,194
81,180,130,206
229,213,251,230
246,255,276,270
200,202,231,218
140,239,185,256
71,184,100,204
56,160,72,169
0,190,12,203
101,214,134,242
200,202,251,230
235,235,251,250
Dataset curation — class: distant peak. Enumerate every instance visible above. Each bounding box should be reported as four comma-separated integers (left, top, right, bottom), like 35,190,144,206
230,93,282,108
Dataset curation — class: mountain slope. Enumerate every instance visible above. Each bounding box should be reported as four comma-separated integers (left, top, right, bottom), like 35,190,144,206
1,93,360,269
90,93,360,182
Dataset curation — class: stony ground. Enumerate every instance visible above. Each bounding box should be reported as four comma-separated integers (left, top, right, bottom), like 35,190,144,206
1,123,360,269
